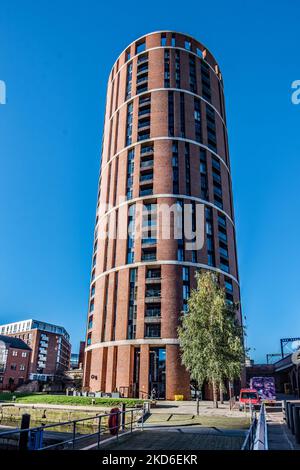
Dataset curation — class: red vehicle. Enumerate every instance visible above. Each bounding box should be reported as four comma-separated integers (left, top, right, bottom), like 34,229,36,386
239,388,260,411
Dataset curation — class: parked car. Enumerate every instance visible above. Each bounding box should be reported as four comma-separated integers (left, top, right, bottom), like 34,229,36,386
239,388,260,411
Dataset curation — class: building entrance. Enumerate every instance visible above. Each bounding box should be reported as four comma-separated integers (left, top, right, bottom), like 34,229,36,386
149,347,166,399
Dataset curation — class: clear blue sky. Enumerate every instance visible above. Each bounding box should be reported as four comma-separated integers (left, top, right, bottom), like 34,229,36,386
1,0,299,362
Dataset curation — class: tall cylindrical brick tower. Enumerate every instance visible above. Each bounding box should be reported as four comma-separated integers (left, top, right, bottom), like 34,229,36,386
83,31,241,400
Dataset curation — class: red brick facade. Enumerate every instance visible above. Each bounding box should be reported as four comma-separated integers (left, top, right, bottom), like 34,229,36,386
0,336,31,390
84,32,242,400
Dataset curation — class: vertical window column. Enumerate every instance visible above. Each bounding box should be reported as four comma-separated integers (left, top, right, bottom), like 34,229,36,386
125,102,133,146
189,55,197,93
172,141,179,194
200,149,208,200
175,50,180,88
182,267,190,313
126,204,136,263
164,49,170,87
185,143,191,195
125,62,133,100
168,91,174,136
127,268,138,339
126,148,135,200
194,98,202,143
206,207,215,267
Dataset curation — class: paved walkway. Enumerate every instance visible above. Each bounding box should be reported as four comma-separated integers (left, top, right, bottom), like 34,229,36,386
266,406,300,450
100,428,246,451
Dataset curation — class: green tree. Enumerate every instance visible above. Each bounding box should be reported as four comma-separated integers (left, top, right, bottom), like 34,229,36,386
178,271,245,408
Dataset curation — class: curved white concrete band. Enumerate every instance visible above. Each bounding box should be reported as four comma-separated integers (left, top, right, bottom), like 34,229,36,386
109,32,223,88
109,87,227,129
92,260,239,286
96,193,235,228
99,136,231,183
85,337,180,353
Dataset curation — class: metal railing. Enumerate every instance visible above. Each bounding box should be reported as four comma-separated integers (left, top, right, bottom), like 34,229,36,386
241,408,257,450
241,404,268,450
0,407,144,451
253,404,268,450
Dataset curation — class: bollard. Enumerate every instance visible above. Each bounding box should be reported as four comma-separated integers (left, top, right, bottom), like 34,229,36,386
121,403,126,431
290,404,296,434
282,400,287,421
287,402,293,429
293,405,300,444
19,413,31,450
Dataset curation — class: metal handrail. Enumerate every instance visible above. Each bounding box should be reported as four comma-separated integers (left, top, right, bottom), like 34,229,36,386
0,407,144,450
241,413,257,450
253,404,268,450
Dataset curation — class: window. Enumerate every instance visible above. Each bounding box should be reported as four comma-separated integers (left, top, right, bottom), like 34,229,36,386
168,91,174,136
200,149,208,200
196,47,203,58
185,143,191,195
184,40,191,51
172,141,179,194
225,279,233,292
87,333,92,346
89,299,94,312
189,55,197,93
12,350,18,356
182,267,190,312
171,34,176,47
91,283,96,297
194,98,202,143
161,33,167,46
145,323,161,338
206,207,215,266
11,364,17,370
206,105,217,151
146,267,161,279
126,49,131,61
125,102,133,146
164,49,170,87
220,257,230,273
175,50,180,88
136,40,146,54
126,148,135,200
145,306,161,317
125,62,133,100
20,364,25,371
21,352,27,358
127,268,137,339
127,204,136,263
88,316,93,330
180,92,185,137
201,60,211,101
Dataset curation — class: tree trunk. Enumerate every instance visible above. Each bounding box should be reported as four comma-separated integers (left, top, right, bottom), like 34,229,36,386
219,382,224,404
212,380,218,408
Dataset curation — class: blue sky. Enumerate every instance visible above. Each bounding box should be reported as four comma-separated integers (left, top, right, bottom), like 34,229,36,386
0,0,299,362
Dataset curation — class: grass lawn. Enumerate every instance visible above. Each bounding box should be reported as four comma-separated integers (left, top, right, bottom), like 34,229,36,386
0,392,143,407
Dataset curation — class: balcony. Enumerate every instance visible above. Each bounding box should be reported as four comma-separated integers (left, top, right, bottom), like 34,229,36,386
142,238,157,247
142,251,157,262
137,55,148,65
140,159,153,170
140,188,153,197
140,145,153,155
140,173,153,184
136,74,148,85
138,120,150,130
